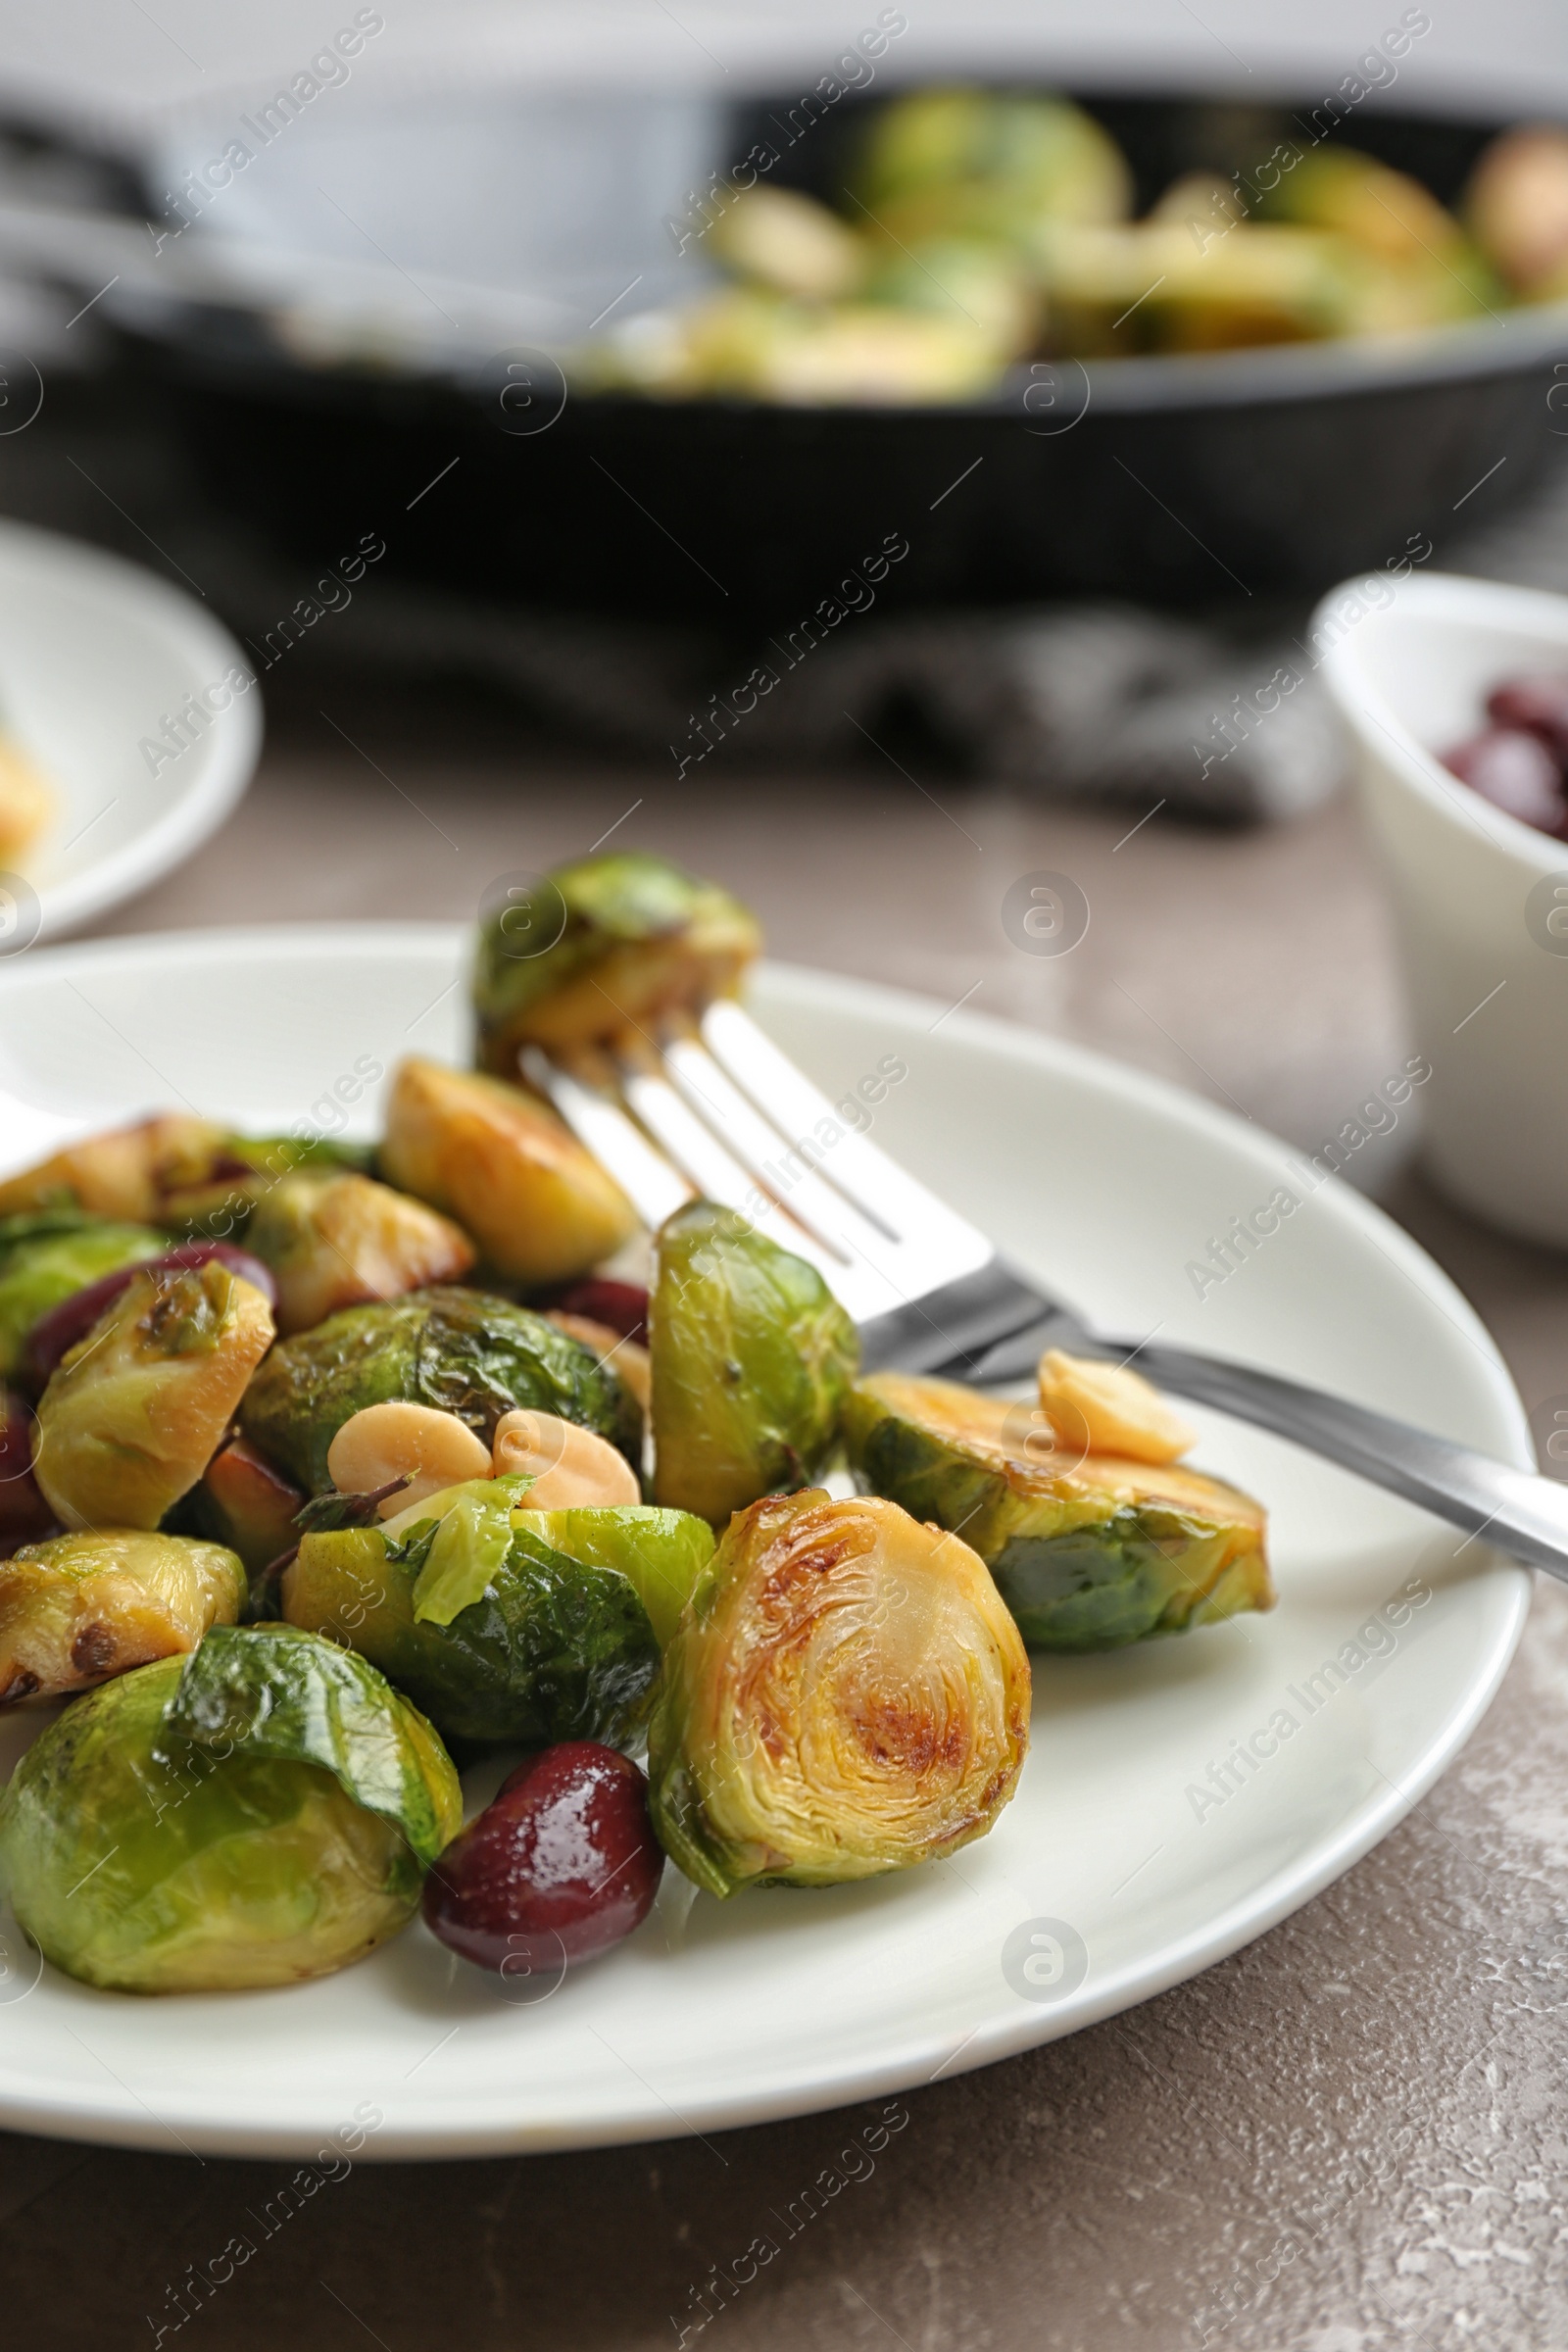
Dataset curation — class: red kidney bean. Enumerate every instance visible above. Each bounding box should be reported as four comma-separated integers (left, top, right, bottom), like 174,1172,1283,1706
0,1390,56,1555
423,1741,662,1974
548,1279,649,1346
1485,673,1568,763
23,1243,277,1392
1443,729,1568,836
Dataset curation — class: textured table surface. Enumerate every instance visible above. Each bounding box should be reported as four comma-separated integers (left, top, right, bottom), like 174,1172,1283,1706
5,664,1568,2352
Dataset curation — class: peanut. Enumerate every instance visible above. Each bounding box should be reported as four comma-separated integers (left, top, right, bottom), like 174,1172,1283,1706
1037,1349,1196,1466
325,1401,493,1517
491,1409,640,1506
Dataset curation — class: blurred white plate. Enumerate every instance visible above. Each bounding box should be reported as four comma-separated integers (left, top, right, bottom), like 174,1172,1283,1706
0,519,261,945
0,927,1533,2159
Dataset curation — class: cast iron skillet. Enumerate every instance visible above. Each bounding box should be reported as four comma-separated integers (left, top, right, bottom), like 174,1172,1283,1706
150,92,1568,621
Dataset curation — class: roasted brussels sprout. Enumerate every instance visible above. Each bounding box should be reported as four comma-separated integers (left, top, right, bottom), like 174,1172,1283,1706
857,88,1133,237
0,1209,165,1380
647,1489,1030,1896
245,1166,474,1335
181,1437,306,1578
0,1115,370,1235
651,1200,858,1527
0,1625,460,1991
241,1285,640,1495
845,1372,1274,1650
473,852,760,1072
710,185,869,300
380,1057,636,1283
0,1529,245,1703
32,1262,275,1534
282,1488,710,1745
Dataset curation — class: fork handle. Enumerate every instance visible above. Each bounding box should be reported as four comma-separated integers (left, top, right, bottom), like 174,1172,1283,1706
985,1322,1565,1581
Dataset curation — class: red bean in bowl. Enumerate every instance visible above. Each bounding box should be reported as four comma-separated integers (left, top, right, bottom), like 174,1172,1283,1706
1485,673,1568,763
423,1741,663,1975
23,1243,277,1392
1442,728,1568,836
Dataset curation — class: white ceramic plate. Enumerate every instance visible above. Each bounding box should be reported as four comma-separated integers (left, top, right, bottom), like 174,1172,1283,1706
0,518,261,944
0,927,1532,2160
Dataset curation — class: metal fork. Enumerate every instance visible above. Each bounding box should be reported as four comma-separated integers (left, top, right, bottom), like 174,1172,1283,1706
523,1003,1568,1581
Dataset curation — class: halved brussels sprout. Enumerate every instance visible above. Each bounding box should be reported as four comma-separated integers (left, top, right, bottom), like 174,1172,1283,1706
844,1372,1274,1650
241,1285,640,1496
0,1529,245,1703
380,1057,637,1283
282,1488,710,1745
181,1436,306,1578
473,852,760,1072
0,1209,166,1380
245,1166,475,1335
0,1115,370,1234
32,1262,275,1534
0,1625,460,1991
647,1489,1030,1896
651,1200,858,1527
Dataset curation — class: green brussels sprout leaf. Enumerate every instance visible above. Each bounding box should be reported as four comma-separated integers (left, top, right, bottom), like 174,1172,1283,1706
281,1496,688,1748
165,1622,460,1868
0,1630,460,1991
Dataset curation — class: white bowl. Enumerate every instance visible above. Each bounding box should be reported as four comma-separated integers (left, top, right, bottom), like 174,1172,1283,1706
1316,570,1568,1248
0,517,262,943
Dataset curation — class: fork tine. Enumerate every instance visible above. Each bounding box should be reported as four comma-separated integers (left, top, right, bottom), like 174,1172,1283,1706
520,1049,690,1230
700,1001,992,1275
662,1037,899,1260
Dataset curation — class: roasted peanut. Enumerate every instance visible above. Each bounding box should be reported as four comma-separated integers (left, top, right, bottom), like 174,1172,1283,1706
325,1402,493,1516
491,1409,639,1506
1038,1349,1196,1465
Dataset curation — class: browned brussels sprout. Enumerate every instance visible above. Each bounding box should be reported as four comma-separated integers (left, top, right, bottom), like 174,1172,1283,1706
0,1529,245,1704
473,852,760,1072
379,1057,636,1283
844,1371,1273,1650
31,1261,275,1532
0,1114,371,1237
650,1200,858,1527
245,1166,474,1335
647,1489,1031,1895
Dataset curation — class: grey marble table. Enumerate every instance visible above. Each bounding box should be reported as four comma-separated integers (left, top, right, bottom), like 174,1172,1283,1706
4,663,1567,2352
